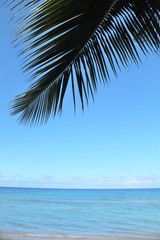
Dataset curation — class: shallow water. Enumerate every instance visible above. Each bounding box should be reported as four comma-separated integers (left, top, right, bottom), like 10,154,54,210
0,188,160,239
0,232,160,240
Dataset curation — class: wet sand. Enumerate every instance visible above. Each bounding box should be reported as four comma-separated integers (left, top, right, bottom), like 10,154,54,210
0,233,160,240
0,237,151,240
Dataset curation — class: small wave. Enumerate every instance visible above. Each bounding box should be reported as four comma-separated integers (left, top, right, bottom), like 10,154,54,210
0,232,160,240
0,232,108,239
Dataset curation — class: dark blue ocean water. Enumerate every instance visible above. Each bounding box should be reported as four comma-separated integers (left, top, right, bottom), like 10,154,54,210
0,187,160,239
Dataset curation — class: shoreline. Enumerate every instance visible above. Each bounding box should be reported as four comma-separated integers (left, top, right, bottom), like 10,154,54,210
1,232,160,240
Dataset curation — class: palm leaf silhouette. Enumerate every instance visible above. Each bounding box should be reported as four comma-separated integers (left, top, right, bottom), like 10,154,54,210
5,0,160,125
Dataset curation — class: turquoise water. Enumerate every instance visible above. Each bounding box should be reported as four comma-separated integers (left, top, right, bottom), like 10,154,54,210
0,187,160,239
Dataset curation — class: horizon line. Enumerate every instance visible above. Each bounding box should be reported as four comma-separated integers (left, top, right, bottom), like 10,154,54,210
0,186,160,190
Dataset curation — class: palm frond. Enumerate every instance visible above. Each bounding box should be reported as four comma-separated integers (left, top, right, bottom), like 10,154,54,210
7,0,160,125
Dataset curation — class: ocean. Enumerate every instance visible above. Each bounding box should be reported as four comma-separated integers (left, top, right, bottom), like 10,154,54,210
0,187,160,240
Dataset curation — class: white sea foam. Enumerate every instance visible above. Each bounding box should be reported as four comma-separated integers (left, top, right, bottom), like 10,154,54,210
0,232,160,240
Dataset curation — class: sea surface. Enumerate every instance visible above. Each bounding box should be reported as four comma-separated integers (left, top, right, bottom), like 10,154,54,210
0,187,160,239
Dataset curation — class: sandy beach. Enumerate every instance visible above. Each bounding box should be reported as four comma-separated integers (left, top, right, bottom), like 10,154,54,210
1,233,160,240
0,238,160,240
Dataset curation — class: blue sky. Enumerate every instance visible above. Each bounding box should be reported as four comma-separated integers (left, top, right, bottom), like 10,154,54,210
0,7,160,189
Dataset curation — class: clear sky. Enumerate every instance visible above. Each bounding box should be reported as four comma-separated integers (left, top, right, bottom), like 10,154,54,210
0,7,160,189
